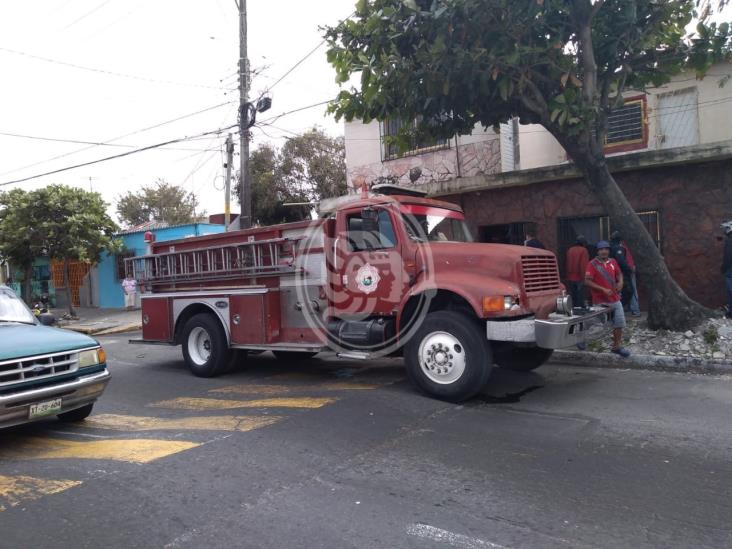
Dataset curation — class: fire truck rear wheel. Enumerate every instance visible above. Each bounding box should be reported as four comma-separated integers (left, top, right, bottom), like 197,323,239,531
272,351,318,361
182,313,233,378
495,346,554,372
405,311,492,403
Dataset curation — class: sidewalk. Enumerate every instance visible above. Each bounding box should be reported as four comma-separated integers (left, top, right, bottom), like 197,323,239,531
52,307,142,336
549,312,732,375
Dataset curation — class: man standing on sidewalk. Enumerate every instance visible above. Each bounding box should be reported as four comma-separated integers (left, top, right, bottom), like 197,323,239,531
122,273,137,311
585,241,631,358
721,221,732,318
565,235,589,309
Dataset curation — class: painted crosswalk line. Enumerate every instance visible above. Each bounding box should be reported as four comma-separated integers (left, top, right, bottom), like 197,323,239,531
209,381,379,396
0,475,82,512
150,396,337,411
0,437,200,464
83,414,283,432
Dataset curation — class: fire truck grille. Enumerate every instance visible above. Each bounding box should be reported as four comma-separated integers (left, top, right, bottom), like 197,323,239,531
521,255,561,294
0,351,79,388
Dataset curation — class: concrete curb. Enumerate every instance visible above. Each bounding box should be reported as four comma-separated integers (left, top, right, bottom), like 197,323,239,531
59,323,142,336
94,323,142,336
550,349,732,375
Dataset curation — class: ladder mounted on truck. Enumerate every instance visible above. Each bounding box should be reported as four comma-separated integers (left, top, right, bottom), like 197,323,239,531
124,236,301,288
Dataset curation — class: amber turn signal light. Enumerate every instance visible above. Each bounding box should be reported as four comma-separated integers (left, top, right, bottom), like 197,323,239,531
482,296,505,314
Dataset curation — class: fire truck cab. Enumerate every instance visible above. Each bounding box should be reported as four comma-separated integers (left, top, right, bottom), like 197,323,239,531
128,186,610,402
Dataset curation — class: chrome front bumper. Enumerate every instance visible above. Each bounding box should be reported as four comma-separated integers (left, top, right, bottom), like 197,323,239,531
486,307,612,349
0,369,111,429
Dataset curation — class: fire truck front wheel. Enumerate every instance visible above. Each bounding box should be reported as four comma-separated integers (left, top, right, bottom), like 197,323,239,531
405,311,492,403
182,313,233,377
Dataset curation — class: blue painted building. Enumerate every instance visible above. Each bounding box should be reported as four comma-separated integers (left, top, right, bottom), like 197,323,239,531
97,222,225,308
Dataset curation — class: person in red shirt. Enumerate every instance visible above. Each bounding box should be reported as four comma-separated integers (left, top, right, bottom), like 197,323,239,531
584,240,630,357
565,235,590,308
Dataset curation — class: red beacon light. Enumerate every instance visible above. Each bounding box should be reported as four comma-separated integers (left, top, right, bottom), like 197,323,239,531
144,231,156,244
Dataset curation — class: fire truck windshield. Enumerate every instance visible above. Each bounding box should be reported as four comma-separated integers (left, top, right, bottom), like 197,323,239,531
400,205,473,243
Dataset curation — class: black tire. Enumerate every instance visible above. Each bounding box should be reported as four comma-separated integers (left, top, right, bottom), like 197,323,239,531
181,313,233,377
404,310,492,402
57,403,94,422
495,346,554,372
272,351,318,361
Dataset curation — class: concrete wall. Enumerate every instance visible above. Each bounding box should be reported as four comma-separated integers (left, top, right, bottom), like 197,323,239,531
345,120,501,189
98,223,225,308
441,157,732,309
518,64,732,169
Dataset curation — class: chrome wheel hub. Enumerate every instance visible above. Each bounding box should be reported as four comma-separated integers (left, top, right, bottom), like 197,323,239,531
188,327,212,366
418,331,466,384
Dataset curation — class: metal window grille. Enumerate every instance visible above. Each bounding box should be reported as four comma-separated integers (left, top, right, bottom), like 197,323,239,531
606,100,645,145
557,211,660,276
380,118,449,161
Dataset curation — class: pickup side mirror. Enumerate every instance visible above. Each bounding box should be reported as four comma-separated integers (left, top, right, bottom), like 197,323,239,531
361,207,379,233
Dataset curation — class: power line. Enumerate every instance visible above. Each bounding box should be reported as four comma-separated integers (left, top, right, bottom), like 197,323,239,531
267,42,326,91
255,99,334,126
0,130,221,152
266,11,355,92
0,125,237,187
0,46,227,90
63,0,113,29
0,100,236,177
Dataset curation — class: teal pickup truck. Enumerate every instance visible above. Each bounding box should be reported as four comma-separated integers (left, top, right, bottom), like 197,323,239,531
0,285,110,429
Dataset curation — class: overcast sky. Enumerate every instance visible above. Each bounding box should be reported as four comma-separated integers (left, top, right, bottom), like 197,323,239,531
0,0,351,225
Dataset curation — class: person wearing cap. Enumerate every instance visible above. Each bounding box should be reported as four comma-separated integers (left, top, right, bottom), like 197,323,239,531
565,235,589,309
585,241,630,357
721,221,732,318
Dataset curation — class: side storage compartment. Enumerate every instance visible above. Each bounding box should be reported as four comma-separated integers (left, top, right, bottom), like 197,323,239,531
229,291,281,345
141,296,173,342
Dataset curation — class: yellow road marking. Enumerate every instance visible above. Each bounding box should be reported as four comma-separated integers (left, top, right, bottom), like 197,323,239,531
0,437,199,464
84,414,283,432
150,396,337,410
210,381,379,395
210,384,294,396
0,475,81,512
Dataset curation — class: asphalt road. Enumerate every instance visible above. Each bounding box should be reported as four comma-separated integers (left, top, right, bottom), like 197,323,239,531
1,333,731,549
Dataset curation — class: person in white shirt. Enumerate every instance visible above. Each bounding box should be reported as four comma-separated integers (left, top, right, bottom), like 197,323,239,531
122,273,137,310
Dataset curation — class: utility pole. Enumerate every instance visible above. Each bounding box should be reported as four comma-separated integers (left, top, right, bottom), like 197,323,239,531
238,0,251,229
224,133,234,231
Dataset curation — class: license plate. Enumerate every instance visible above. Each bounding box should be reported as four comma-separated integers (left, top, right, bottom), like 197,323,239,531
29,398,62,419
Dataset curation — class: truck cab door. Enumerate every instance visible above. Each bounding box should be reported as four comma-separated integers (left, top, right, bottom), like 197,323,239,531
331,206,406,319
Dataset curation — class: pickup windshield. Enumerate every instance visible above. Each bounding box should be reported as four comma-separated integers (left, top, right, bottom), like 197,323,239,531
0,288,35,324
400,205,473,243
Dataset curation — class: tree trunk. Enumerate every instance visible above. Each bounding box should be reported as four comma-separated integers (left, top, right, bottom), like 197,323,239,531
580,160,710,330
22,264,32,305
63,259,75,317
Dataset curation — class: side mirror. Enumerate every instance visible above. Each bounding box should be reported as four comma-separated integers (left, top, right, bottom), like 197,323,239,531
323,217,336,239
361,207,379,233
38,312,56,326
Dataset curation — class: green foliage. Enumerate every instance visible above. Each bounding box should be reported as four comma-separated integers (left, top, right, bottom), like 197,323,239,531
116,179,200,228
0,185,120,309
0,189,38,273
325,0,731,153
235,128,347,226
703,325,719,345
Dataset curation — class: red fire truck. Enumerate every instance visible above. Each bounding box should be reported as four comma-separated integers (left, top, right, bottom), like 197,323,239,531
127,186,610,401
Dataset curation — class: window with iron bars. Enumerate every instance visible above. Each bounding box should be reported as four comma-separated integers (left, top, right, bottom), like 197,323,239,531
556,211,660,277
380,118,450,161
603,96,648,152
116,251,135,280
